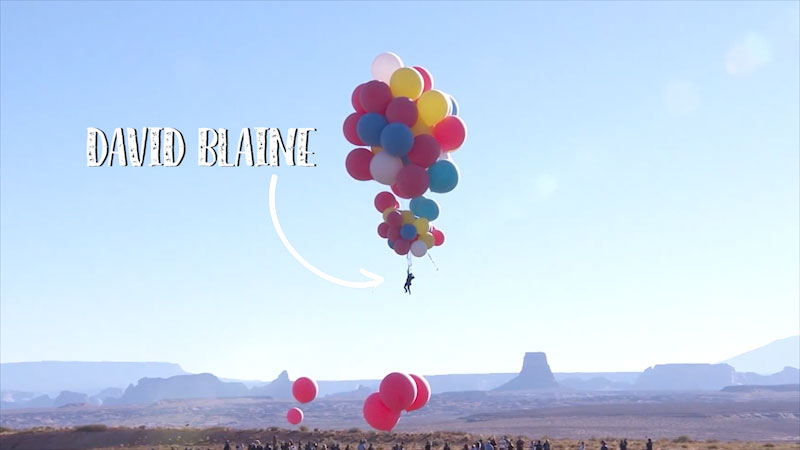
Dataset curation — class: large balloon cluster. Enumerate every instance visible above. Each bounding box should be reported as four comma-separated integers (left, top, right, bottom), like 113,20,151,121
362,372,430,432
286,376,318,426
344,52,466,258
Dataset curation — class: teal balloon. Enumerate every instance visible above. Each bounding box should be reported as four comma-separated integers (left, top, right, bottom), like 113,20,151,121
428,160,459,193
411,196,440,221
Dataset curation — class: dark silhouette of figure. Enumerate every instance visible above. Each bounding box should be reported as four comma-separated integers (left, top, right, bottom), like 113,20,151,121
542,441,549,450
600,441,608,450
646,439,653,450
404,270,414,294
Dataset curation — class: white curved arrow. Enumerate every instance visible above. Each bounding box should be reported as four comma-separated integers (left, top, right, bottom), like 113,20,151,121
269,174,384,289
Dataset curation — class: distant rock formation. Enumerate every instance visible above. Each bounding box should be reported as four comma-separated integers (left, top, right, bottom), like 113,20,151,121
635,364,737,391
107,373,250,405
494,352,559,391
325,384,373,400
53,391,88,407
559,376,633,391
735,367,800,386
721,335,800,375
722,383,800,393
251,370,293,399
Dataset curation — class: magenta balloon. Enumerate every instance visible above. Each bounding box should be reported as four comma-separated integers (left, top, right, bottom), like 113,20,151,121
386,210,403,228
359,80,393,114
391,183,412,200
387,225,401,242
432,116,467,151
393,239,410,256
377,222,390,238
374,191,399,212
395,165,430,199
379,372,418,412
385,97,419,127
413,66,433,92
292,377,318,404
352,83,366,113
363,392,400,432
343,113,365,146
407,134,441,168
287,407,303,425
345,148,373,181
406,374,431,412
432,229,445,246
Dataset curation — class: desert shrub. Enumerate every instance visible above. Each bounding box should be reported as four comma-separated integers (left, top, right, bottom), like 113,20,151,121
707,446,717,450
349,428,362,433
73,424,108,432
300,426,309,432
673,436,691,443
0,427,12,433
763,445,775,448
269,426,280,432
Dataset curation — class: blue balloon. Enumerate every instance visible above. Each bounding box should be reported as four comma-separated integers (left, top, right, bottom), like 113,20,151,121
357,113,387,146
400,223,417,240
380,123,414,157
450,95,459,116
428,160,459,193
388,239,395,249
410,196,440,221
409,197,424,214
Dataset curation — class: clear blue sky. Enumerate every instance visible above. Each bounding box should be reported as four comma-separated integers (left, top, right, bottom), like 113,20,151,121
1,1,798,381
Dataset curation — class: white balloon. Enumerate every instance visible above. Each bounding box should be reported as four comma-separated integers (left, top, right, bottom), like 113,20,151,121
410,240,428,258
369,151,403,185
371,52,403,83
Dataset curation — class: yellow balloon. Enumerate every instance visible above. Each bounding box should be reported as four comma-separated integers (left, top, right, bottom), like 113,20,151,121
411,119,432,136
417,89,449,126
382,207,396,221
420,233,434,249
371,146,383,154
389,67,423,100
401,210,414,224
413,218,429,235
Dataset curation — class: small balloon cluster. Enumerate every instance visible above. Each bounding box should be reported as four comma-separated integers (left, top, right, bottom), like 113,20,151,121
286,376,318,426
362,372,430,432
344,52,466,257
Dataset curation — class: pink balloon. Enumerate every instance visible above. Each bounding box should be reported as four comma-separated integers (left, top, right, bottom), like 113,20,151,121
287,407,303,425
413,66,433,92
432,229,445,246
377,222,389,238
385,97,419,127
406,374,431,412
395,165,430,199
374,191,399,212
386,210,403,228
387,225,401,242
391,183,412,200
292,377,318,404
345,148,373,181
407,134,441,168
359,80,392,114
343,113,365,146
351,83,366,113
363,392,400,432
379,372,418,412
393,239,410,256
432,116,467,151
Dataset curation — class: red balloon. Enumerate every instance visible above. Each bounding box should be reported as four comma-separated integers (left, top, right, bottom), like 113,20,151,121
406,374,431,412
395,165,430,199
385,97,419,127
408,134,441,168
377,222,389,238
387,225,401,242
345,148,373,181
413,66,433,92
343,113,365,146
432,116,467,151
379,372,418,412
374,191,399,212
391,183,412,199
386,210,403,228
351,83,366,113
432,229,445,246
359,80,392,114
393,239,410,255
292,377,318,404
363,392,400,432
287,407,303,425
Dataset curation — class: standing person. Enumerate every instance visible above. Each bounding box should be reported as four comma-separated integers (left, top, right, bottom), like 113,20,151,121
578,442,585,450
535,441,543,450
499,438,507,450
600,441,608,450
426,441,432,450
529,441,535,450
444,442,451,450
646,439,653,450
542,441,549,450
224,441,232,450
486,440,494,450
516,439,524,450
358,440,366,450
619,440,626,450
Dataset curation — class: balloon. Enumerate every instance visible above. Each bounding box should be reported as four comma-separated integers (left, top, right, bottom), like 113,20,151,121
357,113,388,146
359,80,393,114
401,210,415,224
395,164,430,199
386,210,403,228
287,407,303,425
449,95,459,116
387,225,401,242
369,151,403,185
393,239,410,255
390,67,424,100
385,97,418,127
432,229,445,246
351,83,366,113
363,392,401,432
383,207,397,221
374,191,399,212
413,217,429,235
292,377,318,404
428,160,459,193
433,116,467,151
371,52,403,83
411,120,432,136
343,113,365,146
410,240,427,257
413,66,433,92
400,223,417,241
419,232,434,249
417,90,449,126
407,134,441,168
380,123,414,157
345,148,373,181
410,196,440,221
387,239,394,249
391,182,411,199
379,372,417,412
407,374,431,411
377,222,389,238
